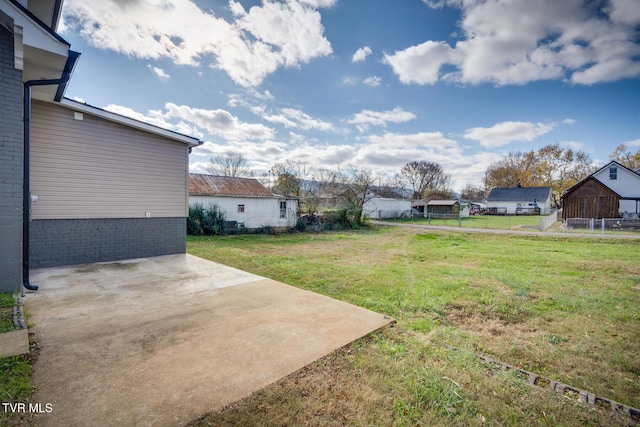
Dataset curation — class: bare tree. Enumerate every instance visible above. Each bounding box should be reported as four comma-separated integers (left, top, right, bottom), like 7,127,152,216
305,168,341,214
207,151,251,177
460,184,485,202
270,160,309,198
400,161,451,199
374,173,406,198
339,166,376,224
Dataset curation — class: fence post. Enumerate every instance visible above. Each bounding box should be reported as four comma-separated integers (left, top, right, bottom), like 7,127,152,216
602,218,605,235
428,213,431,224
590,218,594,233
458,215,462,227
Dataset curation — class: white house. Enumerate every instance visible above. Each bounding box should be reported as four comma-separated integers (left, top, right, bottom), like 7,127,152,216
189,174,298,230
363,197,411,219
591,161,640,215
562,161,640,219
486,186,553,215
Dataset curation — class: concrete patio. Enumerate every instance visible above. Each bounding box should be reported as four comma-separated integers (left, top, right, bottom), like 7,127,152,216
25,254,391,426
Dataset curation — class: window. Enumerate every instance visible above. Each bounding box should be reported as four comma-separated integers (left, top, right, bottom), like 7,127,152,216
610,167,617,180
279,201,287,218
237,204,245,213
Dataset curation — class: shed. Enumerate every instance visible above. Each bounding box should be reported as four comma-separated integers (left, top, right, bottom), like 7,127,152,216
189,174,298,230
411,199,428,215
561,177,620,219
427,200,460,216
363,198,411,219
486,187,552,215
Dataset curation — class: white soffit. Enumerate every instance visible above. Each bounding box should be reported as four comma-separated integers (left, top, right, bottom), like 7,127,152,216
1,0,68,56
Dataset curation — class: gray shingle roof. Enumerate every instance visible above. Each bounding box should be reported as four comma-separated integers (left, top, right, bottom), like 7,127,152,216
487,187,551,202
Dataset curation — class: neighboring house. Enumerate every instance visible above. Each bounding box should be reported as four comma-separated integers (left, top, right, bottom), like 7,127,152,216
0,0,201,292
561,161,640,219
486,186,552,215
362,197,411,219
189,174,298,230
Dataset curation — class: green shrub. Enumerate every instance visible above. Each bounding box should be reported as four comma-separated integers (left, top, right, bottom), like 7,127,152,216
187,203,227,235
322,204,368,230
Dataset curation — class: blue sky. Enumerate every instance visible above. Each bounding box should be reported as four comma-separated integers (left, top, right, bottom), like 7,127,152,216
59,0,640,191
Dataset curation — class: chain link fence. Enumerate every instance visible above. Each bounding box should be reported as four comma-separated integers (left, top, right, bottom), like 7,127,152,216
562,217,640,235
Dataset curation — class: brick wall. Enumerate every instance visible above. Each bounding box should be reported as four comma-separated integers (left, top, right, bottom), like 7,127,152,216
0,18,24,292
29,218,187,268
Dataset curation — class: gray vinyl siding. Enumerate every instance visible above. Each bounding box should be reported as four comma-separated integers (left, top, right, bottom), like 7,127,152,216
30,100,189,219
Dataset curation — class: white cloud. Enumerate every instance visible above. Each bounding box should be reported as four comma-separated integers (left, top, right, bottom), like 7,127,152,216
463,121,555,148
251,106,334,131
299,0,337,8
62,0,333,87
559,141,585,150
280,108,333,131
363,76,382,87
383,40,459,85
352,46,372,62
606,0,640,26
147,64,170,80
163,103,275,140
366,131,458,150
625,138,640,147
562,118,577,124
386,0,640,86
188,161,210,174
342,76,358,85
347,107,416,132
103,104,205,138
228,89,275,108
228,0,246,17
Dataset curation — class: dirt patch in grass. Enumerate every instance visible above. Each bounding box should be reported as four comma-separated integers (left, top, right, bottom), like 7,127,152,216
445,301,534,326
453,314,539,339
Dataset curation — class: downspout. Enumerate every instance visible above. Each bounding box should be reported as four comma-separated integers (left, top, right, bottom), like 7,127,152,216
22,52,79,292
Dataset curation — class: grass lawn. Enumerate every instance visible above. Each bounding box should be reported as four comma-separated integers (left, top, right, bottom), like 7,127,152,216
187,227,640,426
0,293,34,426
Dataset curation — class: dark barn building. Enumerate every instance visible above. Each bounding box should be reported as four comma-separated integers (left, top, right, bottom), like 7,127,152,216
561,177,620,219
